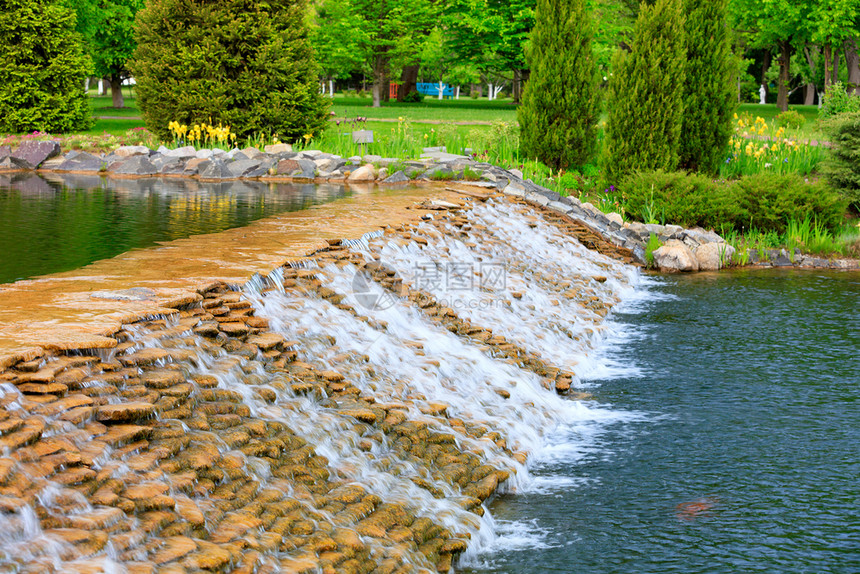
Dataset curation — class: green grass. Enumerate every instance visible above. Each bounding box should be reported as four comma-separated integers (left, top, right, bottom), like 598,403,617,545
331,94,518,124
83,118,146,136
735,103,826,141
88,90,141,118
723,217,860,263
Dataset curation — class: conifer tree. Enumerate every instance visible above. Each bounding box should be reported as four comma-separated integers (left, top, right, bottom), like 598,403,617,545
518,0,600,171
603,0,686,183
132,0,329,142
679,0,734,174
0,0,92,133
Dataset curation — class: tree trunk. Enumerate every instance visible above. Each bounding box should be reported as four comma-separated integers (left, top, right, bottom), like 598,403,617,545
824,45,833,90
513,69,522,103
487,83,494,101
777,41,790,111
329,79,334,97
760,51,771,102
455,86,460,99
381,68,390,102
397,64,419,102
110,77,125,108
803,46,818,105
372,55,389,108
803,83,816,105
846,38,860,95
832,50,840,86
99,77,107,96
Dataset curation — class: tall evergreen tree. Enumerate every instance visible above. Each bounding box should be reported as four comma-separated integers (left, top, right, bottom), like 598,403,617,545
0,0,92,133
518,0,600,171
132,0,329,142
603,0,686,182
679,0,735,173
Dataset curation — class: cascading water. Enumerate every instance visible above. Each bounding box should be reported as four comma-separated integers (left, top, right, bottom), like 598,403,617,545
0,195,642,573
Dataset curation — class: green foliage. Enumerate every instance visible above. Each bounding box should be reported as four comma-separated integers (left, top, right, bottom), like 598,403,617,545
0,0,92,133
401,91,424,103
820,82,860,120
821,112,860,210
730,173,846,233
63,0,143,82
679,0,734,174
603,0,687,182
775,109,806,129
132,0,329,142
518,0,601,170
645,232,662,268
618,170,846,232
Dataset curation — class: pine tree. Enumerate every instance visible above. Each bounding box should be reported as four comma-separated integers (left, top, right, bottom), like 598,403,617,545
518,0,600,171
0,0,92,133
679,0,734,174
132,0,329,142
602,0,686,183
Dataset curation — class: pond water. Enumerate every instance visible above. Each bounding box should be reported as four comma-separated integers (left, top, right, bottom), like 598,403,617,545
0,173,350,284
466,269,859,573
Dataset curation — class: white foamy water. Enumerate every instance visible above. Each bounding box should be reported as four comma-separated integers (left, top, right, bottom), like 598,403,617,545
359,200,640,381
1,198,648,571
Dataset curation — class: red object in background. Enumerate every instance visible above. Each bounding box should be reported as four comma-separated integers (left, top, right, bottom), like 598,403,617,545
389,83,399,99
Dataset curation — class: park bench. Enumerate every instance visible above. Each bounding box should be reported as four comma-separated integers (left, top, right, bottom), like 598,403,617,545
416,82,454,98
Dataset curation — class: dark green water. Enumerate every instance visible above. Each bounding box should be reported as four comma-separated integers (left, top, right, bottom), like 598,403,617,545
468,270,859,573
0,174,349,284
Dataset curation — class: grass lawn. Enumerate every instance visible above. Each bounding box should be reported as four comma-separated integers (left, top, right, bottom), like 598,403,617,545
84,118,147,136
735,103,826,141
331,95,519,124
88,87,141,116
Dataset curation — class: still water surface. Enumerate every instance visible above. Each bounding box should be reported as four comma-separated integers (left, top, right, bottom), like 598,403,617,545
0,174,349,283
467,270,859,573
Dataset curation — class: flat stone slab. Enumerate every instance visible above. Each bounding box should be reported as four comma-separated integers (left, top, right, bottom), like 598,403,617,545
12,141,60,168
96,402,156,423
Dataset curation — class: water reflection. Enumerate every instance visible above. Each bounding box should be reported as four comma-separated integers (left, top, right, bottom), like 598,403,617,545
0,173,350,283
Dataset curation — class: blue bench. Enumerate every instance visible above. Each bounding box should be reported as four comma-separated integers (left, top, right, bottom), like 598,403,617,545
416,82,454,98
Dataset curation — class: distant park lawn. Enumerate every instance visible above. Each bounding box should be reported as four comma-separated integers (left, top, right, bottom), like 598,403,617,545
78,92,825,144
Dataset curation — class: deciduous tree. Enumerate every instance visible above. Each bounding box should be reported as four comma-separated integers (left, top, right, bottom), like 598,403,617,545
64,0,144,108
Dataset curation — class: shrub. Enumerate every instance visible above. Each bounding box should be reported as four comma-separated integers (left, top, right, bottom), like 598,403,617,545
619,170,846,233
401,91,424,103
518,0,601,170
618,170,731,228
603,0,687,182
820,82,860,119
132,0,329,143
679,0,735,174
729,173,846,233
0,0,93,133
775,109,806,130
821,112,860,211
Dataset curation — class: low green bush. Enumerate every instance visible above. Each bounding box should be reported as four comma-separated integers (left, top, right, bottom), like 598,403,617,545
400,91,424,103
730,173,846,233
776,109,806,130
820,83,860,119
618,170,846,233
617,170,731,228
821,112,860,211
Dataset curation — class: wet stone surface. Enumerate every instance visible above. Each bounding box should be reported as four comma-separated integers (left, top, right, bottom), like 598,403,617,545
0,195,636,572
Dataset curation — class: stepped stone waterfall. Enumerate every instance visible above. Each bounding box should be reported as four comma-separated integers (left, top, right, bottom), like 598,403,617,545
0,195,639,573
